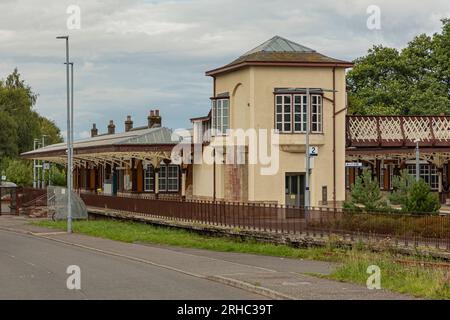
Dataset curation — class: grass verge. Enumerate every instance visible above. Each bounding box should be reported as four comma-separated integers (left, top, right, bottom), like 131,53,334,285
32,219,450,299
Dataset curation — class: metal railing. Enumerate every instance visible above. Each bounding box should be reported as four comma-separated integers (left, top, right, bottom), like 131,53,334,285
80,193,450,251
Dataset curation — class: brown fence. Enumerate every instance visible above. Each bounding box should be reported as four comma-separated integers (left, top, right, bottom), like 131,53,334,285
79,193,450,251
16,187,47,209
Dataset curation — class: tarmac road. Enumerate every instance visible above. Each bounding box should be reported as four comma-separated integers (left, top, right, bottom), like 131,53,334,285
0,229,264,300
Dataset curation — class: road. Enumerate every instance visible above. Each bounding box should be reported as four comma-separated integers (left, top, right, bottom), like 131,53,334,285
0,216,414,300
0,229,264,300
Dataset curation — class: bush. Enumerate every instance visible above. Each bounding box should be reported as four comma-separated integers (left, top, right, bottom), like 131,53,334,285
345,169,388,211
403,179,440,214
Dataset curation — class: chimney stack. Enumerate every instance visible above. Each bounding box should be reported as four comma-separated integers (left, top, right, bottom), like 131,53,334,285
125,115,133,132
107,120,115,134
148,109,162,128
91,123,98,137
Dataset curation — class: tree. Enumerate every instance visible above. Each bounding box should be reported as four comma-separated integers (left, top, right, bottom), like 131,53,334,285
3,159,33,186
347,19,450,116
0,111,18,157
0,68,63,164
0,68,40,154
389,170,415,206
344,169,387,211
39,116,63,145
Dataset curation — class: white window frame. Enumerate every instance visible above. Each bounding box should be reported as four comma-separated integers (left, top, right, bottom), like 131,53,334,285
275,93,322,133
167,165,179,192
158,164,179,192
293,94,307,132
407,164,439,190
311,95,323,133
212,98,229,136
159,165,167,192
144,164,154,192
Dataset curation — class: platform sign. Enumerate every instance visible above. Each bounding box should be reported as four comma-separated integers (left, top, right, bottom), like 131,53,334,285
1,175,6,181
345,162,363,168
309,146,319,157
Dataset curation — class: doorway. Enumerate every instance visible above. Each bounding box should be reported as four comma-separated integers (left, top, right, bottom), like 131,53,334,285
285,173,305,207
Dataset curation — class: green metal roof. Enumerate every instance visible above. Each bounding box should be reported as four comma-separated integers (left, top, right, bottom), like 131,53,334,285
242,36,316,56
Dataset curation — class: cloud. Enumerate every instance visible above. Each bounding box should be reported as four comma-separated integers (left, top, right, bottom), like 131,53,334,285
0,0,449,143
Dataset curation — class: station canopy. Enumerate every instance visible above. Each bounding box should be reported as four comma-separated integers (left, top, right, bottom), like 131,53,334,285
21,127,184,168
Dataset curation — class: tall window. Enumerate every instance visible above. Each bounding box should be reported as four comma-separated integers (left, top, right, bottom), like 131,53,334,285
275,94,322,133
158,164,179,192
144,165,154,192
212,99,229,135
311,95,322,132
276,95,291,132
159,165,167,192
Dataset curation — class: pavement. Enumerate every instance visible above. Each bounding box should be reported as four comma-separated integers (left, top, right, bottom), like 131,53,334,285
0,215,415,300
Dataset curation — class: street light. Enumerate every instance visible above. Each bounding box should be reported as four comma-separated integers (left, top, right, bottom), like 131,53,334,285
41,135,49,188
415,139,420,182
57,35,73,234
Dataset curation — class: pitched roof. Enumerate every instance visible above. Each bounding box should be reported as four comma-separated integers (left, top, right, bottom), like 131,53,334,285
21,126,180,159
206,36,353,76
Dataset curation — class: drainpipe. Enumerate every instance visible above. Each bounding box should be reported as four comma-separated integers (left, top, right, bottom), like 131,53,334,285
332,67,337,208
213,147,216,202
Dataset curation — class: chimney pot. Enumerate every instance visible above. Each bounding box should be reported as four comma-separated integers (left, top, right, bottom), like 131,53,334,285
125,115,133,132
107,120,115,134
91,123,98,137
148,109,162,128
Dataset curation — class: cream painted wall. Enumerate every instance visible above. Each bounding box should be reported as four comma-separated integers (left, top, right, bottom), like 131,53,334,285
193,65,348,206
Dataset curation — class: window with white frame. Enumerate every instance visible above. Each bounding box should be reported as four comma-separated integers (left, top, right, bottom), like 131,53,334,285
158,164,179,192
144,164,154,192
275,94,322,133
294,95,307,132
159,165,167,191
276,95,291,132
167,165,179,192
407,164,439,190
212,98,229,135
311,95,322,132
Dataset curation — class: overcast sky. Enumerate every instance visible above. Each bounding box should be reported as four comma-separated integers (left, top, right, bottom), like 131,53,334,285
0,0,449,140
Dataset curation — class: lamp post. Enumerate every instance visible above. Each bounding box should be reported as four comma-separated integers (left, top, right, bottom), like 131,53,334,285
41,135,49,188
57,35,73,234
304,88,337,210
415,139,420,182
33,139,39,188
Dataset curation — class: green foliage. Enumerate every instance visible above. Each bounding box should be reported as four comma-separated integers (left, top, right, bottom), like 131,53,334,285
1,158,33,186
389,170,415,205
389,169,441,213
403,180,441,214
0,111,18,157
347,19,450,115
45,165,67,187
0,68,62,160
345,169,387,211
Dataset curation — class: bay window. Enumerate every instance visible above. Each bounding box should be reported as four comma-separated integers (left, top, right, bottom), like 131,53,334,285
275,94,322,133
